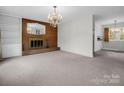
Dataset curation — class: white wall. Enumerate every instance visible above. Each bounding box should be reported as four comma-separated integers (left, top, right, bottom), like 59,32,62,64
0,26,2,59
58,15,93,57
0,15,22,58
94,21,103,51
103,41,124,51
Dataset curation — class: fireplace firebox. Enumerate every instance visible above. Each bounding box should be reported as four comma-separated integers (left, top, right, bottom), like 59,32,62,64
29,38,44,49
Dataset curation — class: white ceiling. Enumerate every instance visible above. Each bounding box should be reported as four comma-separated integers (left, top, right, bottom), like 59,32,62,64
0,6,124,23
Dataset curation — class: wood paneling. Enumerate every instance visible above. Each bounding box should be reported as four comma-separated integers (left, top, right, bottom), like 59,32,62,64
104,28,109,42
22,18,59,55
23,47,60,55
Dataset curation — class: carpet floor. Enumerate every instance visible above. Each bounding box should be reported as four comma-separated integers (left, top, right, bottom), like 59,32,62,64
0,50,124,86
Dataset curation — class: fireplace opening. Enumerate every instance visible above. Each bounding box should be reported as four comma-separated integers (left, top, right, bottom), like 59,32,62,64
29,38,43,49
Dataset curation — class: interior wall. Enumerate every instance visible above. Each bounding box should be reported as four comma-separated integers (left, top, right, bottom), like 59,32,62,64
94,21,103,52
0,15,22,58
58,15,93,57
0,26,2,59
103,41,124,51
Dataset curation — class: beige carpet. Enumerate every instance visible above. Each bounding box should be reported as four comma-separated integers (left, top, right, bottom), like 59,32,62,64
0,50,124,86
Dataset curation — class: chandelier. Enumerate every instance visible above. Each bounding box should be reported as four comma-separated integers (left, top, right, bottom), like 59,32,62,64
114,20,118,32
48,6,62,27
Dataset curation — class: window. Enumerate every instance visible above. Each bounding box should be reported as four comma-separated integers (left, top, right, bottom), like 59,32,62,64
109,27,124,41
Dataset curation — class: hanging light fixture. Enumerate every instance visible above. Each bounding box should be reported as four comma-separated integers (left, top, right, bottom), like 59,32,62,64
48,6,62,28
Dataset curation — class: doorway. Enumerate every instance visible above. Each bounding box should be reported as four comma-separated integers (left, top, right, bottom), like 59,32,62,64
102,24,124,52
